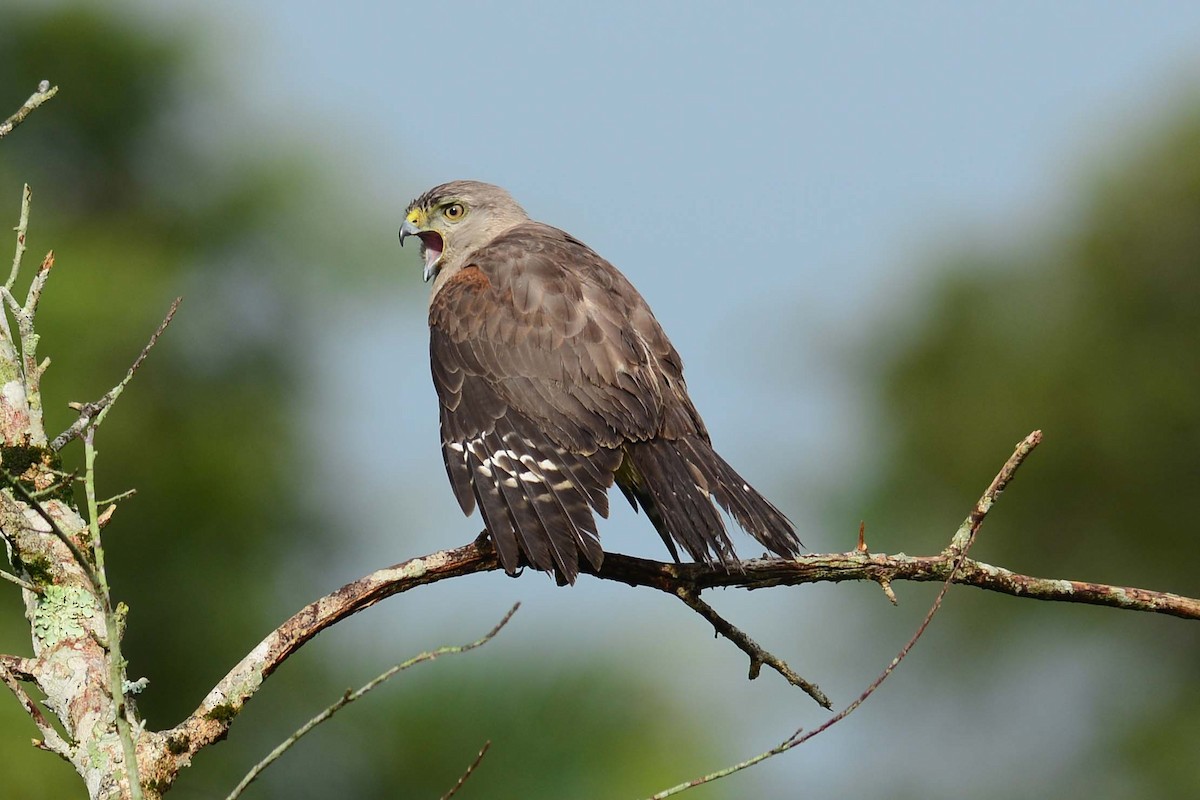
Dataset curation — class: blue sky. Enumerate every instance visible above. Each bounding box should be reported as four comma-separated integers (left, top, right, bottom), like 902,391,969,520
114,2,1200,795
170,1,1200,487
199,0,1200,538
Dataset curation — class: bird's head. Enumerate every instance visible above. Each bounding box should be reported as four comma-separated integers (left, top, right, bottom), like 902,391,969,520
400,180,530,283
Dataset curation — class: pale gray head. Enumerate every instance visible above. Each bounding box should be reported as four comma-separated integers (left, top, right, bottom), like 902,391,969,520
399,180,530,283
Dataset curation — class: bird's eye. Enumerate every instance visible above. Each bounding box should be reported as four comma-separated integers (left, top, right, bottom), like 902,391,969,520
444,203,465,220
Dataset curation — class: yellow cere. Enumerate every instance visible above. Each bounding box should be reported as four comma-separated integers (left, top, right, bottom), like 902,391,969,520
406,207,428,227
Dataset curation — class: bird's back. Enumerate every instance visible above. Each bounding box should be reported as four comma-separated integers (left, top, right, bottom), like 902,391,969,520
423,208,798,581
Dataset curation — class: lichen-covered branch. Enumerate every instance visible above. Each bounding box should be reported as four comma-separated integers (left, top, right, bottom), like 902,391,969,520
592,549,1200,620
0,175,143,798
0,654,73,759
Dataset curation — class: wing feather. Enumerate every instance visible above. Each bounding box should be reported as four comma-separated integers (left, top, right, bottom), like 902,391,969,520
428,221,773,579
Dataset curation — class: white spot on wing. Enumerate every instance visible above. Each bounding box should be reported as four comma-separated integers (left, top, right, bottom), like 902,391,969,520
463,434,572,491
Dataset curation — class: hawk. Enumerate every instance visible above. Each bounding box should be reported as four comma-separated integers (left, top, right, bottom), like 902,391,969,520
400,181,800,583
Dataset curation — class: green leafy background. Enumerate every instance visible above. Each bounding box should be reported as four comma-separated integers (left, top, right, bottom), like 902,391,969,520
1,4,1197,798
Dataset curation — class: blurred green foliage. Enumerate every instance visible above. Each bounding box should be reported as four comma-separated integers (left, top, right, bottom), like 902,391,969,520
6,4,1200,799
0,6,721,798
0,7,313,796
853,103,1200,794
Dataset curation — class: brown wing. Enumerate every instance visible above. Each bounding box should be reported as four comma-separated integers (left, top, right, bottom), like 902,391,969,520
428,222,697,581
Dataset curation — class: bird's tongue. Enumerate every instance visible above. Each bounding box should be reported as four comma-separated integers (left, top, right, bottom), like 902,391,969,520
418,232,443,270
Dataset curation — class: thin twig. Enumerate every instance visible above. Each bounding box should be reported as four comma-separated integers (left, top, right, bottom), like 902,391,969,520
0,184,32,360
0,284,19,317
676,587,830,708
948,430,1042,554
51,297,182,450
642,430,1044,799
0,566,39,593
0,81,58,140
224,604,519,800
0,657,73,760
0,250,55,409
5,184,31,293
83,428,143,800
4,249,55,321
1,469,102,593
0,283,27,375
440,741,492,800
30,469,77,500
0,654,37,681
95,489,137,530
164,539,503,767
96,488,137,507
655,543,969,797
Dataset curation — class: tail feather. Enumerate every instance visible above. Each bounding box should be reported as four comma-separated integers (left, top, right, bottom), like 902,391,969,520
621,439,733,566
645,438,735,565
676,436,801,558
622,436,800,566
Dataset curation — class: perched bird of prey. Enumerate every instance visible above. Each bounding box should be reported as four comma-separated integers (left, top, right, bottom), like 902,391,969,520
400,181,800,583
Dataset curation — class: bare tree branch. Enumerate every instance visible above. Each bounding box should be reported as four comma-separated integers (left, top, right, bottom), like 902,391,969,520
51,297,182,451
225,605,518,800
642,430,1043,797
83,428,143,800
0,656,73,760
0,653,37,681
0,248,55,442
1,469,104,593
0,565,39,593
440,740,492,800
6,183,32,294
157,537,503,772
586,545,1200,620
0,80,58,140
675,587,830,708
154,431,1200,791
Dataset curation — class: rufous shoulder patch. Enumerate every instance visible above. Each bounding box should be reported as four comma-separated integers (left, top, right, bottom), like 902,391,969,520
447,264,490,291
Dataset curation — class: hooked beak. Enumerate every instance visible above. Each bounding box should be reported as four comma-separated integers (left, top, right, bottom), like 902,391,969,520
399,218,444,282
398,219,420,245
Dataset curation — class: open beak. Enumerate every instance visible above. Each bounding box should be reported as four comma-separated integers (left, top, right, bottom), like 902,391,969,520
398,218,444,282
